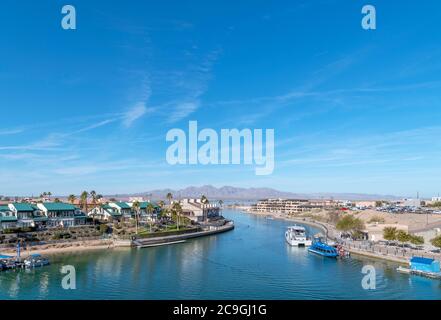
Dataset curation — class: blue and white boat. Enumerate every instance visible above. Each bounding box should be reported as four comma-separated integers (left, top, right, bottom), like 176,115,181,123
308,238,339,258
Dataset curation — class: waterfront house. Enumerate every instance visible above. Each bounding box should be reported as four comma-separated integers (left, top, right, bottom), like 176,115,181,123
8,203,37,228
127,201,161,221
0,205,17,230
410,257,441,273
88,204,123,221
108,202,133,218
37,202,86,228
177,199,220,223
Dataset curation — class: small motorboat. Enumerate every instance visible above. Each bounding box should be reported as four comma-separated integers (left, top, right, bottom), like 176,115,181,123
308,237,339,258
285,225,312,247
24,254,50,268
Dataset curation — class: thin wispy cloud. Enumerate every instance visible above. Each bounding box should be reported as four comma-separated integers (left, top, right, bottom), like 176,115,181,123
167,101,199,123
0,128,24,136
122,102,148,127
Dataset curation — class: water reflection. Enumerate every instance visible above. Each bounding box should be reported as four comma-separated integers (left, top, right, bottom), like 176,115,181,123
1,210,441,299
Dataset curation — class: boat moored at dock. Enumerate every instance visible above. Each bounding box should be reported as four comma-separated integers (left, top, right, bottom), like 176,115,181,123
24,254,50,268
285,225,312,247
308,237,339,258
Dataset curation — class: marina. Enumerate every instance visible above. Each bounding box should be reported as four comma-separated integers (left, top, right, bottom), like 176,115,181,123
1,210,441,299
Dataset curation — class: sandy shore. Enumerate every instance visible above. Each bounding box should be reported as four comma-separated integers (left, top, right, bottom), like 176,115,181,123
0,239,116,256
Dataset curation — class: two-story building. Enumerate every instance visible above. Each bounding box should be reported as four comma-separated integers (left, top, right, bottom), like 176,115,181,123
0,205,17,230
108,202,133,218
8,203,37,228
37,202,86,228
88,204,123,221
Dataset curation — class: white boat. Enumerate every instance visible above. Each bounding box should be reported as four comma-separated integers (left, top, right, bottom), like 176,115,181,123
285,225,312,247
24,254,50,268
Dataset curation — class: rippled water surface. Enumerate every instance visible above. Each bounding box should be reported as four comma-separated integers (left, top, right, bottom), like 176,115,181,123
1,210,441,299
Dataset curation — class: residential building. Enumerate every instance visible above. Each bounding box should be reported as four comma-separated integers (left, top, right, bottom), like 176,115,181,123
37,202,86,227
176,199,220,223
108,202,133,218
0,205,17,230
8,203,37,227
252,199,320,214
88,204,123,221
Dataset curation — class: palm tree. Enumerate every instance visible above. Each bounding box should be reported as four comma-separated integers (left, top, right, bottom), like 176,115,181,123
132,200,140,235
68,194,76,204
219,199,224,216
147,202,155,233
47,192,52,200
201,195,209,204
80,191,89,213
166,192,173,205
172,202,183,231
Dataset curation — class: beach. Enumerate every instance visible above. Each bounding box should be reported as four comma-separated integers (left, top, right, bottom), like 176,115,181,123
0,239,115,256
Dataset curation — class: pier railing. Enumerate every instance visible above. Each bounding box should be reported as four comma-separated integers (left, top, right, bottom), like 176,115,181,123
341,239,441,261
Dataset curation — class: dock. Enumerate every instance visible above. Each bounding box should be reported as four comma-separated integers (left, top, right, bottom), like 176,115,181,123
133,221,234,248
397,266,441,279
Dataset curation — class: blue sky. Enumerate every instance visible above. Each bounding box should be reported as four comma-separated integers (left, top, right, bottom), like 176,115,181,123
1,0,440,197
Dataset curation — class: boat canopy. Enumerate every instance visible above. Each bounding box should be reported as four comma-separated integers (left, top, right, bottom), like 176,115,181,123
0,254,14,259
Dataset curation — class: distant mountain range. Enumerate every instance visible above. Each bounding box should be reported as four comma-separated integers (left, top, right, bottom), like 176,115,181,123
107,185,402,201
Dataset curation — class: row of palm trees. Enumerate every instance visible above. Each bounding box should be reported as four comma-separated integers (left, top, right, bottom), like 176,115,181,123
39,192,52,199
132,200,156,234
67,191,103,213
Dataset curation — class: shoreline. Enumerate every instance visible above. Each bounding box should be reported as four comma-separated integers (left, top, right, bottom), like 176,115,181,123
244,209,409,265
0,239,116,257
1,222,235,257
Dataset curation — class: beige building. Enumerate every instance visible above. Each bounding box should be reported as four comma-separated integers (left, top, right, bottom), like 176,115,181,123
252,199,322,214
175,199,220,222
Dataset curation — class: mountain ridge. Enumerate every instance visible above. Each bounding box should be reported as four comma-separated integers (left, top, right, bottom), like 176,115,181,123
107,185,402,201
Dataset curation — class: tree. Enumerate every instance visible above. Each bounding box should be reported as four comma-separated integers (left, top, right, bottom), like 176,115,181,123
396,230,411,245
166,192,173,205
54,198,61,203
383,227,397,241
336,215,365,239
47,192,52,200
80,191,89,213
201,195,209,204
409,235,424,245
146,202,155,233
375,201,383,208
172,202,183,231
90,191,98,205
132,201,140,235
68,194,76,204
431,235,441,248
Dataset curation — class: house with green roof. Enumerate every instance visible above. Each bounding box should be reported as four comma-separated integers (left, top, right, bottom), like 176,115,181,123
128,201,161,222
88,204,123,221
37,202,86,228
108,202,133,218
8,203,38,227
0,205,17,230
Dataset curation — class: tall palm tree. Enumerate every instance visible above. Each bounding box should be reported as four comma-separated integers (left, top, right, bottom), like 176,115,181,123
219,199,224,215
201,195,209,204
166,192,173,205
47,192,52,200
172,202,183,231
90,191,97,205
146,202,155,233
80,191,89,213
132,200,140,235
68,194,76,204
